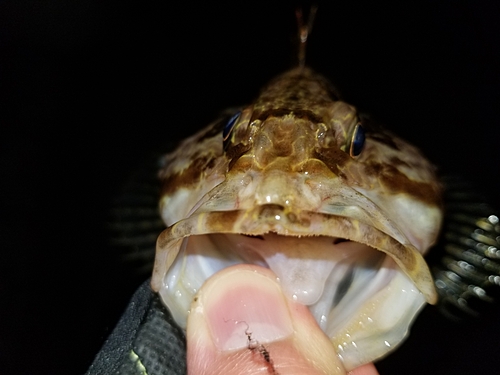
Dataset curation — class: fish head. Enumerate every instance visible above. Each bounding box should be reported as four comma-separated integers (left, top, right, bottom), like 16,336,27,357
152,67,443,370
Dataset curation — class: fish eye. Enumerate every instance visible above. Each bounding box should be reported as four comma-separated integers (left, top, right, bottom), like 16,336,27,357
348,123,365,157
223,111,241,142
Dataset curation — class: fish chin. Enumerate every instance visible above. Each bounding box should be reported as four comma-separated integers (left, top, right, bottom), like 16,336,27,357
153,210,431,370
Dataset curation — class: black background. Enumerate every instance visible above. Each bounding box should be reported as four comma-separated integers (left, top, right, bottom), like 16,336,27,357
1,1,500,374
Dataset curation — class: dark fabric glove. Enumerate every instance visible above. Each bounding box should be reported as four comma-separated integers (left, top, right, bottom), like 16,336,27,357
85,279,186,375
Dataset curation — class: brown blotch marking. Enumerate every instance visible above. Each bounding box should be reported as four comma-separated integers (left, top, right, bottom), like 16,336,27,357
367,131,400,151
312,147,350,177
324,215,353,234
391,241,417,270
365,162,441,205
259,68,340,102
205,210,242,232
197,118,225,142
273,141,293,157
253,108,291,122
161,155,215,196
389,156,411,168
227,143,252,171
253,108,323,124
293,108,325,123
364,161,383,176
361,117,400,151
251,69,340,126
297,216,311,228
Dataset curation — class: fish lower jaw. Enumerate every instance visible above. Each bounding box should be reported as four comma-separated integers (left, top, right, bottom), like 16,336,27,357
158,233,427,370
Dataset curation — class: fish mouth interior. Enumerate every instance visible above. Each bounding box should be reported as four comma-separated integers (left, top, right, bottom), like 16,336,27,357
158,227,427,369
163,232,392,328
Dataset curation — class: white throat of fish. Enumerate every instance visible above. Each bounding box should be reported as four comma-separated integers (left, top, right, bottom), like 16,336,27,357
152,202,436,369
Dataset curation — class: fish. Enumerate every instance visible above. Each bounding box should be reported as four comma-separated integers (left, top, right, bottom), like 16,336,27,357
149,10,443,371
85,5,500,373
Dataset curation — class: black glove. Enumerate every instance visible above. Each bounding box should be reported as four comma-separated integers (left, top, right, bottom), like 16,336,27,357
86,279,186,375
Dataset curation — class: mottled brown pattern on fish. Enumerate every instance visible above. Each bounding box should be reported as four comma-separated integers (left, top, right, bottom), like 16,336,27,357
312,148,351,177
155,65,443,305
363,162,441,205
160,155,214,196
205,210,243,232
389,157,411,168
158,66,442,214
255,68,340,105
197,114,233,142
226,143,252,171
252,68,339,122
253,108,324,124
362,117,400,150
158,127,222,197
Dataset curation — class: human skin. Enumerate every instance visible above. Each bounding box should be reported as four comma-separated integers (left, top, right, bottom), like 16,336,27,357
186,265,380,375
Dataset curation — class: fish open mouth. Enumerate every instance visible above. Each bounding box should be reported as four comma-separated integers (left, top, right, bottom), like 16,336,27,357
151,203,437,370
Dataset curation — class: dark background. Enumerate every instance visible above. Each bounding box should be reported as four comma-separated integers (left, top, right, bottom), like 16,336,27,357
1,1,499,374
